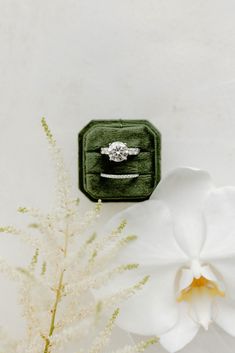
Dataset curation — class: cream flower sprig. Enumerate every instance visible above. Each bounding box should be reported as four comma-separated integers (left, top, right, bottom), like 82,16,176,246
95,168,235,352
0,119,158,353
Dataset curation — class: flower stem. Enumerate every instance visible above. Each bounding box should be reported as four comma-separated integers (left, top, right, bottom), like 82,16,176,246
43,223,69,353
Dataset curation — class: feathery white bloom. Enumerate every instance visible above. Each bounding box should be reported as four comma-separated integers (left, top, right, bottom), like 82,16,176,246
0,119,155,353
95,168,235,352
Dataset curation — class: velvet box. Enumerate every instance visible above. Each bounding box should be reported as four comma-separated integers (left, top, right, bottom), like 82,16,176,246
78,120,161,202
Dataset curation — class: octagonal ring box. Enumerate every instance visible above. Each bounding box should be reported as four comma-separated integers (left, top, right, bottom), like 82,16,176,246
78,120,161,202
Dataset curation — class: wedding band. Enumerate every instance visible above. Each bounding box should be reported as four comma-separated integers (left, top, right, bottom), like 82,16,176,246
100,173,139,179
101,141,140,162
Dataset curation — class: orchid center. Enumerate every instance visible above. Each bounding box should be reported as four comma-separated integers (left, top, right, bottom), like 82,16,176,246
177,275,225,303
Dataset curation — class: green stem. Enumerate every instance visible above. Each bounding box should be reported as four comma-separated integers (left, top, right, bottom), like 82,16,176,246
43,223,69,353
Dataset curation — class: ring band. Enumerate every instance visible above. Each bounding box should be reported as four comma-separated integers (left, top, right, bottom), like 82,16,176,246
101,141,140,162
100,173,139,179
101,147,140,155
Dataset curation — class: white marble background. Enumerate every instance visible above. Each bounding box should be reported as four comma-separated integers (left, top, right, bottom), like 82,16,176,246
1,0,235,352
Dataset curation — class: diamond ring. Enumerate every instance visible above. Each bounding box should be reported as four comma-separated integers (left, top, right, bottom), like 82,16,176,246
100,173,139,179
101,141,140,162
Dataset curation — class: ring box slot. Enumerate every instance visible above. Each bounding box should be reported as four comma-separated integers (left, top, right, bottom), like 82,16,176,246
78,120,161,202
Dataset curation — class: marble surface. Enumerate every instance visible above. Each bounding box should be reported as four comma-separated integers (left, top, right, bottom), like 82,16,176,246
1,0,235,352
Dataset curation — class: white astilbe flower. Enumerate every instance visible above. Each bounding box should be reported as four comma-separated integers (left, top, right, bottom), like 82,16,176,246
0,119,156,353
0,326,18,353
109,337,158,353
94,168,235,353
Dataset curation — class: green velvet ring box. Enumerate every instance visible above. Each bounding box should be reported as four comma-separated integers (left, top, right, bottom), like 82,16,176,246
78,120,161,202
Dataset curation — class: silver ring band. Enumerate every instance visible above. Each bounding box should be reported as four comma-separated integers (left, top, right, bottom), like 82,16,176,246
101,147,140,155
100,173,139,179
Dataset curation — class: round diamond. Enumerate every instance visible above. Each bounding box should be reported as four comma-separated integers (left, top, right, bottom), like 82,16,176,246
108,142,128,162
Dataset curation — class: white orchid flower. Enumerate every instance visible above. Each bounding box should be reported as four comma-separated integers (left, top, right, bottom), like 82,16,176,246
95,168,235,352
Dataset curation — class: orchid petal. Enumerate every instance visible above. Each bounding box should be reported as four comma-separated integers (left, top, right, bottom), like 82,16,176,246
201,187,235,259
178,268,194,294
153,168,214,257
213,298,235,336
200,265,218,282
200,187,235,299
102,200,187,266
205,257,235,300
95,266,179,336
200,264,225,292
160,303,199,353
189,288,213,330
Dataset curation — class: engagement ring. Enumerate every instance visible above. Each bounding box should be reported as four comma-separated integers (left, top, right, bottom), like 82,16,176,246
101,141,140,162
